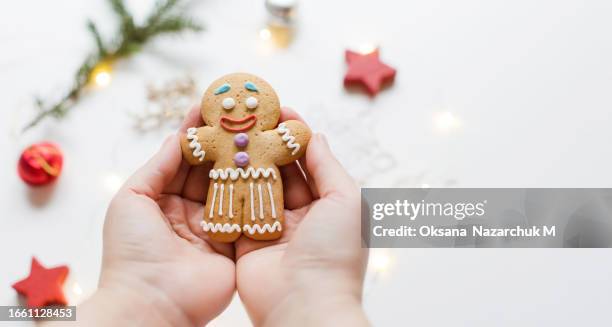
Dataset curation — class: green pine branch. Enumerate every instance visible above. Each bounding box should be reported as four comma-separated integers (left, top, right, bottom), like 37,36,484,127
23,0,203,132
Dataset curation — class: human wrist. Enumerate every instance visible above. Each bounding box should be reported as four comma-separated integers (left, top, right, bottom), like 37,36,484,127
49,274,193,327
87,285,191,327
98,265,196,326
264,287,368,327
263,269,367,326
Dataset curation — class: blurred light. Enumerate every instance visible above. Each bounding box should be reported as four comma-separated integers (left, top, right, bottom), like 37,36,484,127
102,173,124,193
72,283,83,295
259,28,272,41
421,183,430,188
90,62,113,88
94,71,111,87
433,111,462,133
370,250,392,272
259,25,295,48
358,43,378,55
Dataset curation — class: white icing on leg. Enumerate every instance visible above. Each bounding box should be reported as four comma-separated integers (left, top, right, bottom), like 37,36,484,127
267,182,277,219
228,184,234,218
258,183,264,220
186,127,206,161
201,221,241,233
209,183,218,218
218,183,224,216
243,222,282,235
277,123,300,155
249,182,255,221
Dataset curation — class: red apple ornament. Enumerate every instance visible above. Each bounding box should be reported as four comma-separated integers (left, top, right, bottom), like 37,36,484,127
18,142,63,186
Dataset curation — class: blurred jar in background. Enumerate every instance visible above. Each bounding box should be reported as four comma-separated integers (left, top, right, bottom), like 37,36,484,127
262,0,298,48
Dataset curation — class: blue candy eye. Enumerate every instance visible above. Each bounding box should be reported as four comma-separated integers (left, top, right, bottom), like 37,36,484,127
244,81,258,92
214,83,231,95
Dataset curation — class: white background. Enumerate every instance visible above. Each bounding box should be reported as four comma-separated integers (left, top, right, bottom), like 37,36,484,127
1,0,612,326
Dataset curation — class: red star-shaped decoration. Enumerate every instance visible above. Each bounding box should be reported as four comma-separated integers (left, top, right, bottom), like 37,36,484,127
344,48,396,96
12,257,69,308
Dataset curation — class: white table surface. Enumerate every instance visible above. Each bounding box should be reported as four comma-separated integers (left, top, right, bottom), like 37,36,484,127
2,0,612,325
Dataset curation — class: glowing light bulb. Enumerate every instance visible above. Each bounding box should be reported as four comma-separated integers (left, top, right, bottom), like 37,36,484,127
72,283,83,295
259,28,272,41
433,111,462,133
90,62,113,88
358,43,378,55
94,71,111,87
102,173,124,193
370,250,392,272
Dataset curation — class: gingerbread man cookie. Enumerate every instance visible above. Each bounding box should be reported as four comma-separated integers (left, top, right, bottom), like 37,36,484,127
181,73,311,242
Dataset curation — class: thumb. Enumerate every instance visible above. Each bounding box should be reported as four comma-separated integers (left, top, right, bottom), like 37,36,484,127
304,133,356,198
122,134,182,199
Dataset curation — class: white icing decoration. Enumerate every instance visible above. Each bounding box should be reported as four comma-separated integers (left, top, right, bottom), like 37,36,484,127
222,97,235,110
228,184,234,218
249,182,255,221
209,183,218,218
258,183,264,220
267,182,277,219
246,96,258,110
201,221,241,233
243,222,282,235
218,183,224,216
186,127,205,161
277,122,300,155
209,167,277,181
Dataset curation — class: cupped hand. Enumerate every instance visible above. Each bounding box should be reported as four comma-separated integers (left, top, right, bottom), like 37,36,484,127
235,108,369,326
94,108,235,326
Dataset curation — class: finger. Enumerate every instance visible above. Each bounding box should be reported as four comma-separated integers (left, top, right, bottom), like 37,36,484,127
182,161,213,202
179,105,204,132
163,160,191,195
122,134,182,199
164,104,207,195
304,133,356,198
278,106,315,207
281,161,313,209
279,106,305,123
164,105,205,195
297,156,318,199
279,107,317,194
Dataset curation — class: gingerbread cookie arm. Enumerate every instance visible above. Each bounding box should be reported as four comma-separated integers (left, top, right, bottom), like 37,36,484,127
180,126,217,165
264,120,311,166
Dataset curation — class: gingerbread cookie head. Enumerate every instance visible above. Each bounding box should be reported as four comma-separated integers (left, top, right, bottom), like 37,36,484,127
201,73,281,132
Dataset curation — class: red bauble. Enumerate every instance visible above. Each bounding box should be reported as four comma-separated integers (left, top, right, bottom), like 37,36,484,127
344,48,396,96
12,257,70,308
18,142,63,186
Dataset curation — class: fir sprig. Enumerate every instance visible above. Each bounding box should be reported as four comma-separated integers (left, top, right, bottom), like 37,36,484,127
23,0,202,131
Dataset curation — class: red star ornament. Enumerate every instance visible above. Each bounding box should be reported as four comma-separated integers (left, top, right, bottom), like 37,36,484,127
344,48,396,96
12,257,69,308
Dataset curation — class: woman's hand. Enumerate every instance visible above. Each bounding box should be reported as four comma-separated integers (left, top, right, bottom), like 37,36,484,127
235,108,369,326
76,109,236,327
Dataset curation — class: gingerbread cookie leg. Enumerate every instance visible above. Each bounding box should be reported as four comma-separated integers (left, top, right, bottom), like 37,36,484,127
201,180,242,243
242,178,284,241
